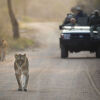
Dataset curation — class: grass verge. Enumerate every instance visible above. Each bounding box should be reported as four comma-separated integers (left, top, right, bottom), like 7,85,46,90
0,33,34,51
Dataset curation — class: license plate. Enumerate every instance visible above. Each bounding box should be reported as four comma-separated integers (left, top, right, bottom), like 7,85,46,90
79,35,84,38
64,34,70,39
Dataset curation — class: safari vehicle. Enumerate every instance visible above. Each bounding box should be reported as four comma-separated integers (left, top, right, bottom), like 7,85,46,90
59,26,100,58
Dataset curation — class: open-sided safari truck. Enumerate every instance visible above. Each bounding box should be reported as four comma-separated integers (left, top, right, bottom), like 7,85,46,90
59,26,100,58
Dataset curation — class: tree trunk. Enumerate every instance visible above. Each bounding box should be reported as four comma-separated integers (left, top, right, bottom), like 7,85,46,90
7,0,20,39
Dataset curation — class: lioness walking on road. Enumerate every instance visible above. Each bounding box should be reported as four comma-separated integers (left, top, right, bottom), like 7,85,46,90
0,40,7,61
14,54,29,92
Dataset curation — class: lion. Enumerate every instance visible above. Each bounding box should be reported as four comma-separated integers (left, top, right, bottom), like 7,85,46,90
14,54,29,92
0,40,7,61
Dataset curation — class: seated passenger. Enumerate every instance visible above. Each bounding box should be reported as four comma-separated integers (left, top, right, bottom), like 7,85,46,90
71,7,77,17
89,10,100,37
66,18,78,26
75,7,88,26
63,13,73,25
59,13,74,29
75,7,87,19
89,10,100,27
61,7,77,26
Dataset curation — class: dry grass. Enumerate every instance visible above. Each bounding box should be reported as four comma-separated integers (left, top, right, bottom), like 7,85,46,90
0,33,34,51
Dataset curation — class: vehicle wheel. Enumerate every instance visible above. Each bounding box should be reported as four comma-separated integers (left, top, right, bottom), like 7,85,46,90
61,46,68,58
96,47,100,58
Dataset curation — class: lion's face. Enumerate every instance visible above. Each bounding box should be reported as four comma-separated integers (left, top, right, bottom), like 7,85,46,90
15,54,26,66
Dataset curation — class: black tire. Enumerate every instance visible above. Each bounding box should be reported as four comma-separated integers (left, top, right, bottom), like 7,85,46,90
96,47,100,58
61,46,68,58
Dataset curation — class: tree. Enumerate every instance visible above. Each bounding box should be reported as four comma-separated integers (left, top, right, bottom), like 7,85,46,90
7,0,20,39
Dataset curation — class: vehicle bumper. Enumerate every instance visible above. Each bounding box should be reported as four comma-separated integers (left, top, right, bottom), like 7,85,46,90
60,38,100,52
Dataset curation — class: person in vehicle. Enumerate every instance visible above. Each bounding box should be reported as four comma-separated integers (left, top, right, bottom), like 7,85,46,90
59,13,74,29
89,10,100,26
75,7,87,19
75,6,88,26
66,18,78,26
63,13,73,25
62,7,82,26
89,10,100,37
71,7,77,17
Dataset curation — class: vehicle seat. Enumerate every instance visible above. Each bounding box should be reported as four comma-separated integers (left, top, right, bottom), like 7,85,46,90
77,17,88,26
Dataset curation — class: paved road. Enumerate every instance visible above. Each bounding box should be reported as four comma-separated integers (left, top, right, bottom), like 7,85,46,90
0,23,100,100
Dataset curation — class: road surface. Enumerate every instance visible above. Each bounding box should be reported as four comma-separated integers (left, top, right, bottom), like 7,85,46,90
0,22,100,100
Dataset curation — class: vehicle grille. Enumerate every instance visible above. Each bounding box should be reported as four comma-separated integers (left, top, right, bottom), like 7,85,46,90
71,34,90,39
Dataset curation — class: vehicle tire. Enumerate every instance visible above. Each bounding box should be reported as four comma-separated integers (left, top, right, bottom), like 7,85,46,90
96,47,100,58
61,46,68,58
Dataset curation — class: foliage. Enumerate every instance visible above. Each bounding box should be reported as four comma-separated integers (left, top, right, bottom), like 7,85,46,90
0,33,34,51
9,37,34,50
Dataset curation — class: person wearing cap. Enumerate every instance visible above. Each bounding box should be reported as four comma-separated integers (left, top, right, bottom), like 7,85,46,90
89,10,100,37
74,6,88,26
66,18,78,26
61,7,77,26
75,6,87,20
